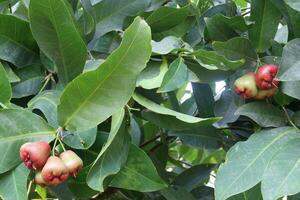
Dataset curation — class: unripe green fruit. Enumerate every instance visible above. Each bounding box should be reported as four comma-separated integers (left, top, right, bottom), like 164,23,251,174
254,88,277,100
41,156,69,186
59,150,83,177
34,171,48,187
234,73,258,99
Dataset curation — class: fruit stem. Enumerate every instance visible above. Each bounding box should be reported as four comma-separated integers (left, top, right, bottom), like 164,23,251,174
52,136,59,156
38,74,52,94
281,106,299,130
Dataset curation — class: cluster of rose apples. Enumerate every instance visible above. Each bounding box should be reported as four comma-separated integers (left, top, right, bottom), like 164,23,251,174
20,141,83,187
234,64,279,100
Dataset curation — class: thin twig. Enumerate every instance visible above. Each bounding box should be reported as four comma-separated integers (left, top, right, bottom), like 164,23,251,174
139,134,160,147
282,106,299,130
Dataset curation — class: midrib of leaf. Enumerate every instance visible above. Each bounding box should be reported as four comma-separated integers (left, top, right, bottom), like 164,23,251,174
0,131,54,142
48,0,69,83
219,129,292,199
257,0,267,50
63,22,143,128
12,170,18,200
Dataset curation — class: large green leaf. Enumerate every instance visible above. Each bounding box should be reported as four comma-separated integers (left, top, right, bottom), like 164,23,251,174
262,138,300,200
192,49,245,71
0,164,30,200
213,37,258,68
133,93,221,131
215,127,299,200
157,57,188,93
110,144,167,192
12,76,43,98
90,0,150,43
161,187,197,200
228,184,263,200
146,5,189,32
248,0,281,52
58,17,152,131
281,81,300,100
0,14,39,67
0,109,55,173
278,39,300,81
29,0,87,85
87,109,130,192
0,62,11,104
235,102,287,128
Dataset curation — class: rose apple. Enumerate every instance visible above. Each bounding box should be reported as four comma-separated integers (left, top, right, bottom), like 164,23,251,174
234,73,258,99
60,150,83,177
255,64,279,89
20,141,51,170
41,156,69,186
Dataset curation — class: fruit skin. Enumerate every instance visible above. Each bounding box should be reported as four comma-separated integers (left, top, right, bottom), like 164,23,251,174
20,141,51,170
234,73,258,99
254,88,277,100
35,171,48,187
41,156,69,186
255,64,279,89
59,150,83,177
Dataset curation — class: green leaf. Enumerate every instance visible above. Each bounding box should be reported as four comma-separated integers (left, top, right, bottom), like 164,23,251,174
2,62,20,83
192,83,215,118
151,36,184,55
137,59,168,89
228,184,263,200
110,144,167,192
278,39,300,81
271,0,300,39
284,0,300,12
63,127,97,149
158,57,188,93
248,0,281,52
90,0,150,40
281,81,300,100
133,93,221,131
146,5,189,32
170,127,221,149
215,127,299,200
12,76,43,98
87,109,130,192
262,138,300,200
161,187,197,200
213,37,258,68
204,15,239,41
235,102,286,127
192,49,245,71
58,17,152,131
29,0,87,85
0,14,39,67
0,164,30,200
0,109,55,173
28,90,61,128
0,62,11,104
172,164,215,191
